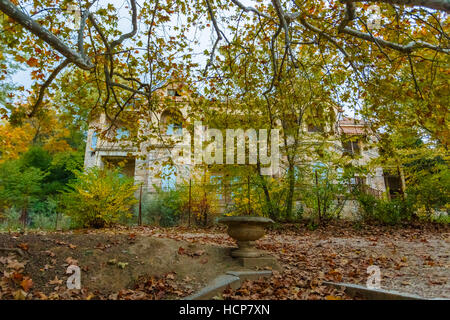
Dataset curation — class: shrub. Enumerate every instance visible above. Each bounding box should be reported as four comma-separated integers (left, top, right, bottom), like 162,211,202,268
301,164,348,223
0,207,22,230
29,197,60,230
355,192,415,225
61,168,138,228
179,173,221,226
137,187,183,227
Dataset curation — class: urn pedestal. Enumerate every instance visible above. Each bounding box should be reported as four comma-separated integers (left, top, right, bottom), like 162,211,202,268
218,216,279,269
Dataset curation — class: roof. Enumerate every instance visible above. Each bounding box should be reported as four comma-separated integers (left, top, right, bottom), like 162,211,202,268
338,117,368,135
340,126,367,135
338,117,366,126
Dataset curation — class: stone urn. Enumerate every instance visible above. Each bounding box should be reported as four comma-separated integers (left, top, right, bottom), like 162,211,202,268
217,216,274,258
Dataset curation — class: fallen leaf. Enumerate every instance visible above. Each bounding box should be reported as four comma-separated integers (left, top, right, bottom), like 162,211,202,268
17,243,29,251
20,277,33,292
65,257,78,265
7,260,25,271
194,250,205,256
13,289,27,300
49,276,63,285
44,250,56,257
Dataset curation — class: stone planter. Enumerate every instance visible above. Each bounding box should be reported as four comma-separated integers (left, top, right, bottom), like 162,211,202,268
217,216,274,258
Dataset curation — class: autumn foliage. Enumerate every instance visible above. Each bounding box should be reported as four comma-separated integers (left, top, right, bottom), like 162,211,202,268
61,168,138,228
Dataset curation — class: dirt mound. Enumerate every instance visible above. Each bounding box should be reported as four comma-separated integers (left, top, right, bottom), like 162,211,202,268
0,230,247,298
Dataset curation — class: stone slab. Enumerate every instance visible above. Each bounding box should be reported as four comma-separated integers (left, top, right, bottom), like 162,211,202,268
226,270,273,281
184,274,241,300
323,281,439,300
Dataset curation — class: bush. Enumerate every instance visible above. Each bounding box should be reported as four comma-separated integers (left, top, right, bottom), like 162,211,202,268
29,197,61,230
61,168,138,228
301,164,348,223
355,192,415,225
0,160,46,225
137,187,183,227
0,207,22,230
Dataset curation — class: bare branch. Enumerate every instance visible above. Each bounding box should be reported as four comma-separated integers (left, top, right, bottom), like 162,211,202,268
299,17,361,75
0,0,93,69
336,1,449,53
271,0,298,68
110,0,138,49
229,0,272,19
343,0,450,13
341,26,450,53
77,1,96,59
28,59,70,117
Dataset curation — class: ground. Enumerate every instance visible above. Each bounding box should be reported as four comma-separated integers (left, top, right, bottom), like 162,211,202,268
0,222,448,300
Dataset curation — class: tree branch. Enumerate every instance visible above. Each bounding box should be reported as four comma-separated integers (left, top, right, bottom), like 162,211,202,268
341,26,450,53
110,0,138,49
28,59,70,117
0,0,94,69
344,0,450,13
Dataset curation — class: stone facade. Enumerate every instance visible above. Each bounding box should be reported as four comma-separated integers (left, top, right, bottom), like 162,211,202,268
84,92,387,218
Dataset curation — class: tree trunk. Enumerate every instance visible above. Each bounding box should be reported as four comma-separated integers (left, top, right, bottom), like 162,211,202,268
285,162,296,221
315,171,322,222
257,160,276,219
20,207,27,228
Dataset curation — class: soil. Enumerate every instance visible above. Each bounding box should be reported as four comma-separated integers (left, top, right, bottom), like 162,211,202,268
0,227,247,299
0,222,448,300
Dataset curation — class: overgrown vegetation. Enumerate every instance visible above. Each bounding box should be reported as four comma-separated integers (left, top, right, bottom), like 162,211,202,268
61,168,138,228
0,0,448,230
137,187,184,227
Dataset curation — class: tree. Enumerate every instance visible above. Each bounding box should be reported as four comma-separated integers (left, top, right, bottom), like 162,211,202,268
0,160,46,226
0,14,20,108
302,158,349,224
0,0,447,224
0,0,447,133
373,127,449,217
0,121,34,162
179,170,221,226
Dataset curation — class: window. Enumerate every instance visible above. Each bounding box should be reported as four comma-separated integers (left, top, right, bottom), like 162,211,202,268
167,89,181,97
161,165,177,191
103,157,136,178
342,140,360,155
210,175,223,200
91,132,98,149
350,176,365,185
336,167,344,179
161,109,183,136
166,123,182,135
115,127,129,140
230,176,240,198
285,166,300,179
312,161,327,180
307,124,324,133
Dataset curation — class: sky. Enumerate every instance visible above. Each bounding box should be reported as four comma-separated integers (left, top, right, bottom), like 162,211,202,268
5,0,356,118
9,0,212,91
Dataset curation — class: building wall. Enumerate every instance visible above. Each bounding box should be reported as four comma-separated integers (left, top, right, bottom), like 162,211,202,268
84,102,387,218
